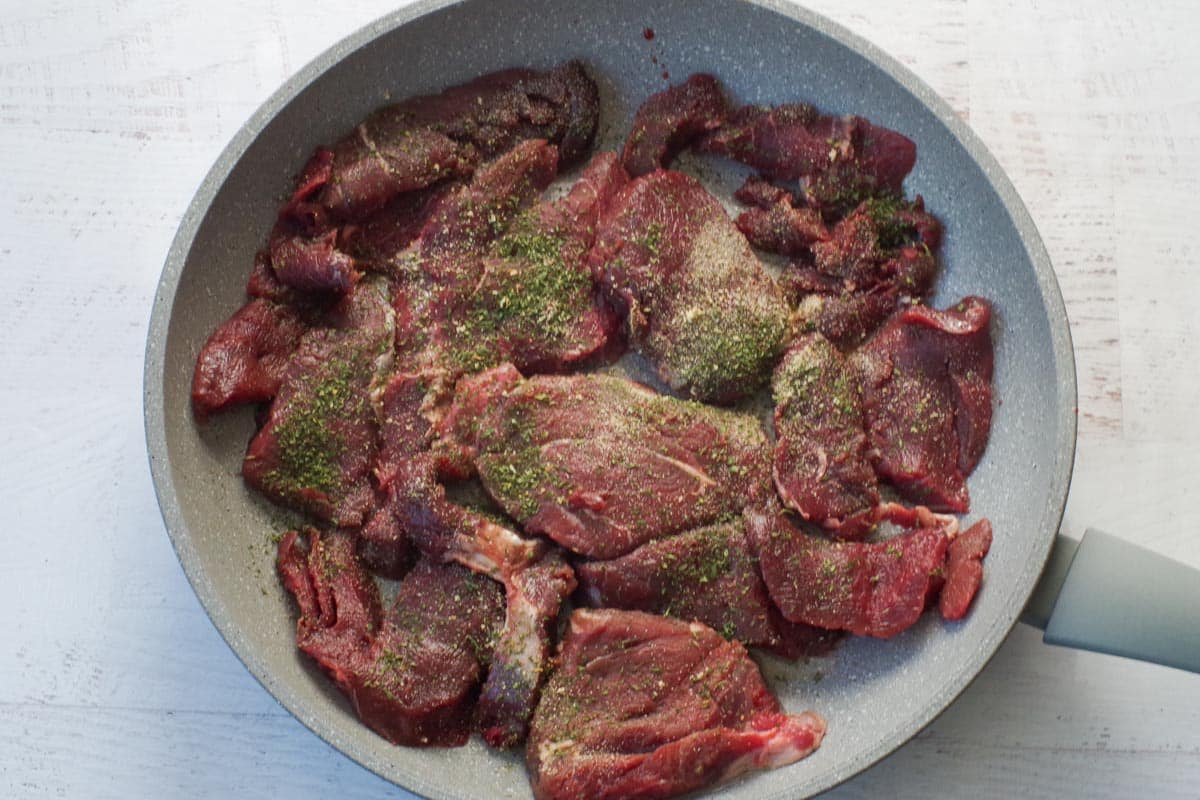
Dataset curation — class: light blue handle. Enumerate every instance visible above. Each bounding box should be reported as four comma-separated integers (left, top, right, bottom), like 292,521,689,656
1022,529,1200,674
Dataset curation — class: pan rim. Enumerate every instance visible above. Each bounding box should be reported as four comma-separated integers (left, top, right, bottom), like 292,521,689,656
143,0,1079,797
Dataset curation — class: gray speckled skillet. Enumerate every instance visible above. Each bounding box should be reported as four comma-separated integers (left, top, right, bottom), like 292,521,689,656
147,0,1191,797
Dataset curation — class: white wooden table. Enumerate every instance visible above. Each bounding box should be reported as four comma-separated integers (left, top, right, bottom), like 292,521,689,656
3,1,1199,797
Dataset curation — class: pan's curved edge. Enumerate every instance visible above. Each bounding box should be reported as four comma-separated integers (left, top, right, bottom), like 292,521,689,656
143,2,468,798
143,1,1080,798
748,1,1080,795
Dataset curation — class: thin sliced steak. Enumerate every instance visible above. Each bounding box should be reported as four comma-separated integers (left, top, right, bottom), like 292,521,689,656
377,453,576,749
276,528,381,694
850,297,994,512
443,151,628,374
340,182,454,267
575,517,830,656
772,333,879,538
788,278,900,350
446,368,772,558
591,170,791,403
621,74,728,177
319,62,599,221
276,530,504,747
392,139,559,370
358,556,504,746
527,609,825,800
733,175,829,257
746,502,954,639
697,103,916,215
242,277,394,526
191,298,307,421
940,519,992,620
811,197,942,296
269,226,358,294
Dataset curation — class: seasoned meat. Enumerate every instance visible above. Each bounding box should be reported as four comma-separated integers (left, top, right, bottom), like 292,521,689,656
621,74,728,177
241,277,394,527
191,297,307,421
397,139,559,294
269,227,358,295
747,502,954,639
357,502,414,581
574,517,831,656
850,297,994,512
340,183,454,267
264,148,360,294
788,276,900,350
317,62,599,221
277,529,504,747
432,364,524,481
375,452,576,749
811,197,942,296
477,549,578,749
355,370,444,578
276,528,381,695
772,333,879,538
527,609,825,800
591,170,791,403
697,103,916,214
939,519,992,620
444,150,628,374
391,141,621,379
733,175,829,256
445,368,772,559
388,139,558,371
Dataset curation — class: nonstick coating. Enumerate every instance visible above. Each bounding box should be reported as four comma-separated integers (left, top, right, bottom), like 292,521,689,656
144,1,1077,797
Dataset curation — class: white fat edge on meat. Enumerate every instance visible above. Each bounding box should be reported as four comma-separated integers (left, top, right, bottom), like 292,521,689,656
362,277,397,415
715,710,827,782
449,518,544,581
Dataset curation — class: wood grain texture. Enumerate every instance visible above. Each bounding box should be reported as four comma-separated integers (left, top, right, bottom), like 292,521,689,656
1,1,1198,798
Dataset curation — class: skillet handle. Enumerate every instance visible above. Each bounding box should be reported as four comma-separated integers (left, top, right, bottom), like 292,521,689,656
1021,529,1200,674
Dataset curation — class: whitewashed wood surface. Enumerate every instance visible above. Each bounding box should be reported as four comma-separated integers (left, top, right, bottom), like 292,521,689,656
3,1,1199,797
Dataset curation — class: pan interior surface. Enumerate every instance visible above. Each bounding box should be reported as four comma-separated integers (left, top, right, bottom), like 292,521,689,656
145,1,1076,798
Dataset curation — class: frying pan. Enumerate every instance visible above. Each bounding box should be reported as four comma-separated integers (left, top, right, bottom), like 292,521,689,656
143,0,1200,797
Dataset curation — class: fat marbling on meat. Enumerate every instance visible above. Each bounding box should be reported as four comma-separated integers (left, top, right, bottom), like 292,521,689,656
527,609,825,800
441,368,773,559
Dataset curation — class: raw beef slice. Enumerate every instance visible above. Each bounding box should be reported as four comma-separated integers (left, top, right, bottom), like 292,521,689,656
732,175,829,257
277,529,504,746
575,517,835,657
747,502,951,639
697,103,916,214
591,170,791,404
939,519,992,621
191,297,307,421
527,609,825,800
317,61,599,221
850,297,994,512
621,74,728,177
242,277,394,526
444,368,772,558
772,333,879,537
443,150,628,374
